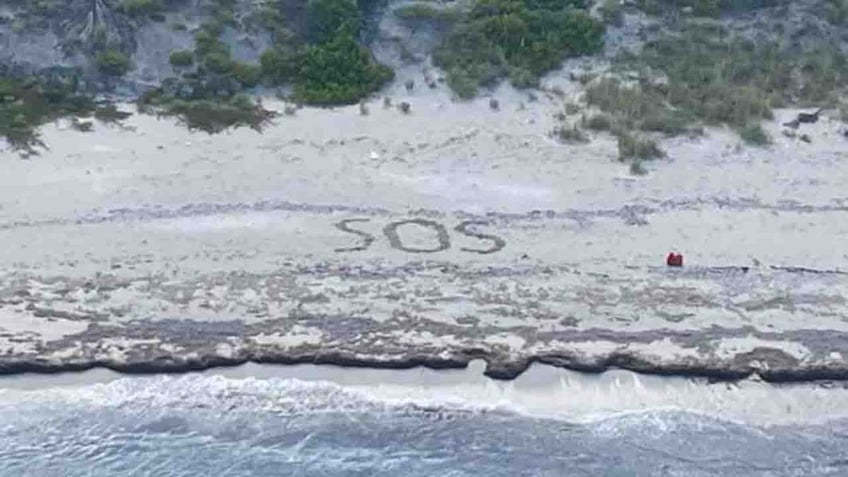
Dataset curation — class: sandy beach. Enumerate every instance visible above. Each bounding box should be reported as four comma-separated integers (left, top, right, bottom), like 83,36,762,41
1,78,847,381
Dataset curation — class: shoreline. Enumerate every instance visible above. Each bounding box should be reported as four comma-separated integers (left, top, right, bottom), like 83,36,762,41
3,360,848,428
3,345,848,384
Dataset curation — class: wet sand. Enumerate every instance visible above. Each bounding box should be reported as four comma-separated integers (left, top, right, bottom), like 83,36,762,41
2,360,848,428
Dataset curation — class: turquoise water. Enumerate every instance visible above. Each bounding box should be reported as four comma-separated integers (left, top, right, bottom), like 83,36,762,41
0,375,846,476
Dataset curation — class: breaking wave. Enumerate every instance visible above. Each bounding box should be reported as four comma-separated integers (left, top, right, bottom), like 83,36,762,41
1,371,848,476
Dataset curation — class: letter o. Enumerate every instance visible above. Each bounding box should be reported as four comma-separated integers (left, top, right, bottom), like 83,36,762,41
383,219,451,253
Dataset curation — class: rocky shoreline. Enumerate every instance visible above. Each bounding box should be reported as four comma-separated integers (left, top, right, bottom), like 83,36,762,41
4,337,848,383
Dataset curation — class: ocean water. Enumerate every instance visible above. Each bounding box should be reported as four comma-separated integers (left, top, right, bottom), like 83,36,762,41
0,369,847,477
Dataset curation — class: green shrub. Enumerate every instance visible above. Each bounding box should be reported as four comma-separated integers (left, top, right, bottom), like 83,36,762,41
194,23,229,58
585,78,692,134
210,0,237,27
601,0,625,26
202,50,233,74
599,22,848,142
508,66,538,88
295,33,394,104
617,132,664,160
261,45,302,84
554,124,588,143
630,160,648,175
433,0,604,97
140,94,275,133
258,3,291,37
96,49,131,76
584,113,613,131
636,0,786,17
639,111,691,135
94,104,133,123
169,50,195,68
823,0,848,24
0,75,119,155
306,0,361,44
232,62,263,88
738,123,771,145
120,0,162,18
447,67,483,99
394,4,461,23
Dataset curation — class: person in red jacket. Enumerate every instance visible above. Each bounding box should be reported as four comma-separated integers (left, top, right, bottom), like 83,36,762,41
666,252,683,267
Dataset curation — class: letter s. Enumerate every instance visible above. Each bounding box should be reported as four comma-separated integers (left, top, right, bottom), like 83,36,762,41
454,221,506,254
334,219,375,252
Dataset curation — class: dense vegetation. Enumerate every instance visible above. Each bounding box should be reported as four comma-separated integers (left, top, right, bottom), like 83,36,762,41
432,0,605,97
580,22,848,152
3,0,848,156
294,33,394,104
138,0,394,131
633,0,797,17
0,74,129,156
263,0,395,104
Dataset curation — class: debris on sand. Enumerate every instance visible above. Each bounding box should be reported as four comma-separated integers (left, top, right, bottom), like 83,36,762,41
798,109,823,124
784,109,823,129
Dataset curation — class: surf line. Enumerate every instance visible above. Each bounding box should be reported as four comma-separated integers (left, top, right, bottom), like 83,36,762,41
334,218,506,254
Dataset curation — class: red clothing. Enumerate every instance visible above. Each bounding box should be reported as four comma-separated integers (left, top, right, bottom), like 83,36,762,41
666,253,683,267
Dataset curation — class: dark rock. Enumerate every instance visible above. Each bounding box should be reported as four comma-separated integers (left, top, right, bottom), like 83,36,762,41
489,98,499,110
797,109,822,124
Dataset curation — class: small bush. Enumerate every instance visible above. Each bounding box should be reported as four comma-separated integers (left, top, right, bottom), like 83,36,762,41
584,113,613,131
0,76,108,155
394,4,461,23
739,124,771,145
260,46,301,84
630,160,648,175
617,132,664,161
94,104,133,123
294,33,394,104
433,1,604,97
139,93,275,133
202,50,233,74
636,0,786,17
120,0,162,18
169,50,194,68
639,111,691,135
96,49,131,76
447,68,480,99
823,0,848,25
232,62,262,88
601,0,625,26
555,125,588,143
306,0,361,44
